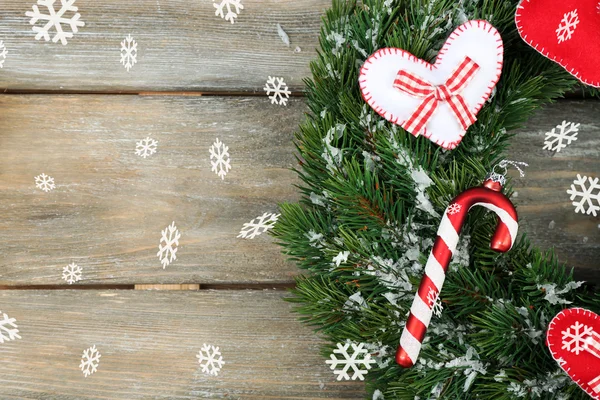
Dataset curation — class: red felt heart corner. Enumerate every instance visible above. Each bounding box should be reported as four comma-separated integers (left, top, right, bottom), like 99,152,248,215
547,308,600,399
516,0,600,87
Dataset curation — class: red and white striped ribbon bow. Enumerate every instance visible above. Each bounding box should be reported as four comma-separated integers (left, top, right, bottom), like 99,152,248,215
393,56,480,136
585,331,600,395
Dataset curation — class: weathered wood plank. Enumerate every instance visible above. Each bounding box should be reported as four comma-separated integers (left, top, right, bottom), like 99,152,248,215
0,0,326,92
506,100,600,282
0,96,597,285
0,290,365,399
0,95,301,285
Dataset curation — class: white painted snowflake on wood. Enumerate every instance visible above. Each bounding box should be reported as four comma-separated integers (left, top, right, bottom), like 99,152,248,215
62,262,82,284
237,212,279,239
213,0,243,24
562,321,594,355
567,174,600,216
556,9,579,43
26,0,85,45
135,137,158,158
543,121,579,152
120,34,137,72
326,342,376,381
80,345,101,377
209,138,231,180
447,203,462,215
157,221,181,268
0,311,21,344
0,41,7,68
196,343,225,376
35,173,55,192
264,76,291,106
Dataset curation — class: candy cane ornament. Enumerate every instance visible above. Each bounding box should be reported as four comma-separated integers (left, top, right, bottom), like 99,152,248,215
396,175,518,368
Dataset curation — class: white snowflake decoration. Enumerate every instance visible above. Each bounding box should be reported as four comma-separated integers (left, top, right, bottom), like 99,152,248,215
213,0,243,24
157,221,181,268
237,212,280,239
556,9,579,44
447,203,462,215
0,41,7,68
62,262,82,284
79,345,101,377
427,288,443,318
326,342,376,381
26,0,85,45
196,343,225,376
543,121,579,152
209,138,231,180
264,76,291,106
562,321,594,355
0,311,21,344
35,173,56,192
567,174,600,216
120,34,137,72
135,137,158,158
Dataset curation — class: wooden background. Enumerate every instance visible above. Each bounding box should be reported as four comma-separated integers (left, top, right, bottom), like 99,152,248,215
0,0,598,398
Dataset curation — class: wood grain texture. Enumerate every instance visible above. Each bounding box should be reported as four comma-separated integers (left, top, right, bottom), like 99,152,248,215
0,289,365,399
0,94,302,285
506,100,600,282
0,96,598,285
0,0,326,92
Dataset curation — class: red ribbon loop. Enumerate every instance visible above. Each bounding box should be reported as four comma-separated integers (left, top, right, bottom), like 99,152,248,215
393,56,480,137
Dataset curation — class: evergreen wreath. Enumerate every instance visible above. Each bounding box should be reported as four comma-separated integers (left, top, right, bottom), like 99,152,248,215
272,0,600,398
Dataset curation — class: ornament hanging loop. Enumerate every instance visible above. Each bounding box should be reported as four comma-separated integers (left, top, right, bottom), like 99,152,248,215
488,159,529,187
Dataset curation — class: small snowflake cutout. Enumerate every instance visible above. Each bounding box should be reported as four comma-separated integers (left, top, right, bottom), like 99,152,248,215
447,203,462,215
426,288,443,318
326,342,376,381
237,212,279,239
157,221,181,268
543,121,579,152
567,174,600,216
209,138,231,180
562,321,594,355
0,41,7,68
120,34,137,72
213,0,243,23
35,173,55,192
0,311,21,344
135,137,158,158
196,343,225,376
264,76,291,106
62,263,82,284
26,0,85,45
80,345,101,377
556,9,579,44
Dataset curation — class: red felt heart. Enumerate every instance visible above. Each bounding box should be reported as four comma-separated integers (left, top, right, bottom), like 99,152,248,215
516,0,600,87
547,308,600,399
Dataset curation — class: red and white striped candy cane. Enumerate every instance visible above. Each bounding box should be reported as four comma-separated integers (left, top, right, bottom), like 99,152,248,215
396,177,518,368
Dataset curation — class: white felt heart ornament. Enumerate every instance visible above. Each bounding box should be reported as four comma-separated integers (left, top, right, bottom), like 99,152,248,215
359,20,503,150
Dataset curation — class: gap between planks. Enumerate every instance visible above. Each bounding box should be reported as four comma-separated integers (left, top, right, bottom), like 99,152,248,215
0,283,296,291
1,89,306,97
